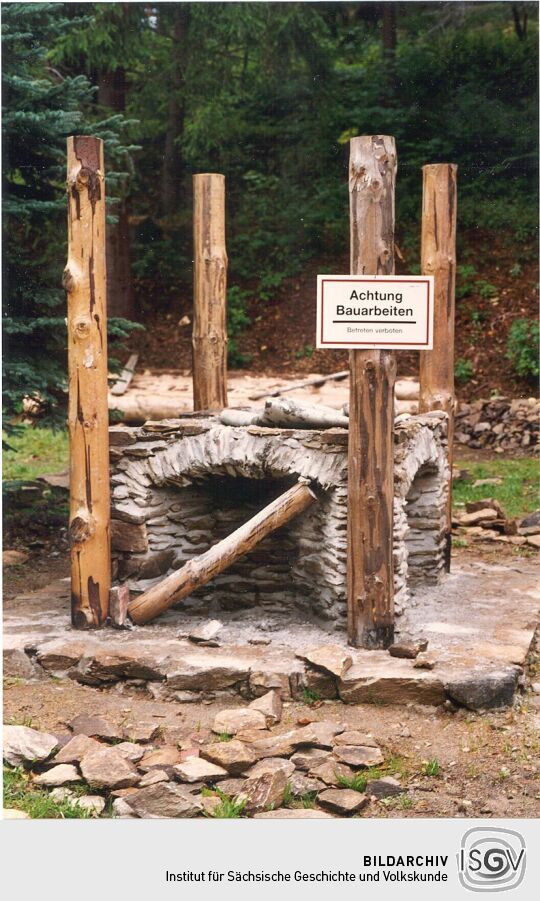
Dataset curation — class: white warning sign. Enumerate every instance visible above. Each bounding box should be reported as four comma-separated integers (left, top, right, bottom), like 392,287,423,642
316,275,434,350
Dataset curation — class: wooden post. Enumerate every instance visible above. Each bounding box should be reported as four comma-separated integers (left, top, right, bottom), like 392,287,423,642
419,164,457,572
65,136,111,628
129,480,316,625
192,173,228,411
347,135,397,649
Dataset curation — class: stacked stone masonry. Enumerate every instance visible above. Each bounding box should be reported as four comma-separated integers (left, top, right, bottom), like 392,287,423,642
110,412,449,629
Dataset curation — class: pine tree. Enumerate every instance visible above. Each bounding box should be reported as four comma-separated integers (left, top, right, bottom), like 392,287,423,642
2,2,136,428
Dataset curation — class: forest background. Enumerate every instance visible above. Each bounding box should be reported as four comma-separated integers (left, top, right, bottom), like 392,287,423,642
2,1,538,427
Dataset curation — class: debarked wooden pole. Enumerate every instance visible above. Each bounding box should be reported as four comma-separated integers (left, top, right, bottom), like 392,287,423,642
347,135,397,649
129,480,316,625
419,163,457,572
192,173,228,412
65,135,111,628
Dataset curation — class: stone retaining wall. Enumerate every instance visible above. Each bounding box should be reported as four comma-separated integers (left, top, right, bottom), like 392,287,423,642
110,412,449,628
455,396,539,453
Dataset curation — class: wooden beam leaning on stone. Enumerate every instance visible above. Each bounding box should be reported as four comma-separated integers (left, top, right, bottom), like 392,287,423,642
128,479,317,625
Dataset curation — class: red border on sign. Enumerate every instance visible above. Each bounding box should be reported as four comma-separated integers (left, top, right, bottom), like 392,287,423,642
319,278,431,347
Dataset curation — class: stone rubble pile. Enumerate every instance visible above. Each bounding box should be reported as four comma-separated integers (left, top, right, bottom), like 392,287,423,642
4,635,525,819
3,694,405,820
453,499,540,550
454,397,539,452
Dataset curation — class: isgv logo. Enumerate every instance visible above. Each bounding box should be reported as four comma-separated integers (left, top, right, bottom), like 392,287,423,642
458,827,526,893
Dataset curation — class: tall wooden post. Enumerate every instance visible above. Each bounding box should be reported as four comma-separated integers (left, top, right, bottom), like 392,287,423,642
192,173,228,411
419,163,457,572
65,136,111,628
347,135,397,649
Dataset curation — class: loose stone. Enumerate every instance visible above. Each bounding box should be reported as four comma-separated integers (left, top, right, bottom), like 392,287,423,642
290,748,331,771
310,760,356,786
33,764,81,787
139,747,182,770
68,714,122,742
333,731,379,748
244,758,295,780
122,722,161,743
333,745,384,768
54,734,102,764
238,769,288,813
173,758,228,784
318,788,369,815
188,620,223,643
126,783,203,819
388,640,428,659
248,690,282,726
297,645,353,678
75,795,106,816
3,725,58,768
113,742,147,763
414,653,437,670
80,748,141,790
366,777,402,799
139,770,171,788
212,708,267,736
200,740,256,775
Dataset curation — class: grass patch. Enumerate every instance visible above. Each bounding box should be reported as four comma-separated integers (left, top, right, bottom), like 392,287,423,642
3,426,68,481
217,733,233,743
381,793,414,811
337,772,368,793
3,677,24,688
203,788,247,819
336,754,410,793
6,714,38,728
422,758,441,777
283,782,318,809
453,458,539,520
282,782,294,806
301,687,321,704
3,766,93,819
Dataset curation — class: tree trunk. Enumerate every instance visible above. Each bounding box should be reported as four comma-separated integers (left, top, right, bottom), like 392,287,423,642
98,66,134,320
105,198,134,319
419,163,457,572
160,6,190,218
382,3,397,102
192,173,228,411
65,136,111,629
98,66,127,110
512,3,528,40
261,397,349,429
347,135,397,649
129,480,316,625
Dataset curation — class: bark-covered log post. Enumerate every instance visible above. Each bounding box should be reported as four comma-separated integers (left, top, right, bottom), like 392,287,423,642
65,136,111,628
347,135,397,649
192,173,228,411
419,163,457,572
129,479,316,625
